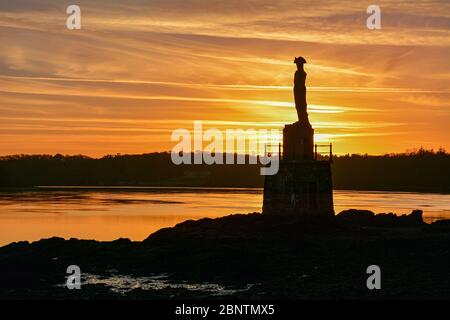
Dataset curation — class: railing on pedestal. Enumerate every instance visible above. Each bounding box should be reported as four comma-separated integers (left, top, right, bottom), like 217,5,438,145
264,143,333,162
264,143,284,160
314,143,333,162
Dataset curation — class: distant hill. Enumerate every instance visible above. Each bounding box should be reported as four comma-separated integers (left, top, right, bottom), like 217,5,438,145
0,149,449,193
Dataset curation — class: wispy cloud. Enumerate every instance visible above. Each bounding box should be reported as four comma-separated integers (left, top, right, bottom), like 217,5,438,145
0,0,449,156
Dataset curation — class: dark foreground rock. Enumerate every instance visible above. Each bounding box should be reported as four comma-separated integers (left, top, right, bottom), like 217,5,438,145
0,210,449,299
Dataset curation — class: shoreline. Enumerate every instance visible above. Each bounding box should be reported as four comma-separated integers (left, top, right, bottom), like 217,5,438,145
1,209,449,299
1,185,449,195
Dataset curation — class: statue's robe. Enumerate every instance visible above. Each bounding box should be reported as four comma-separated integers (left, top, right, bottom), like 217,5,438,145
294,70,307,122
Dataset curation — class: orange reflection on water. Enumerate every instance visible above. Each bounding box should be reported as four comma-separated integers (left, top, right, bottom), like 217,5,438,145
0,188,449,246
0,215,196,245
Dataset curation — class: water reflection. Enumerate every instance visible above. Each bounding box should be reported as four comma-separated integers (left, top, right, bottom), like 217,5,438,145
0,187,448,245
73,273,253,296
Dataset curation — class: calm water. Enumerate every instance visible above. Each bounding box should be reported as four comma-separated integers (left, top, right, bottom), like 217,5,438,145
0,187,449,246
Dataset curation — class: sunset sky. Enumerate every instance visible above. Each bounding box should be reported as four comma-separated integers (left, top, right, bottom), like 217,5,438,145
0,0,449,156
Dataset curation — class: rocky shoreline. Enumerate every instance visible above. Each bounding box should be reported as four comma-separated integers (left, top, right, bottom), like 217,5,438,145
1,209,449,299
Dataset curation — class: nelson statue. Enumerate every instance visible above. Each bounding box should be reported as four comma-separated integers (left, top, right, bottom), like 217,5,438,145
293,56,310,124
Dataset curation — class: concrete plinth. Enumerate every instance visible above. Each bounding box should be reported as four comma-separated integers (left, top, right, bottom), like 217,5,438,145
263,160,334,217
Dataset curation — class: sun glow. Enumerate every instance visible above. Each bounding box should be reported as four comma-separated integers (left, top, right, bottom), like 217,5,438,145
0,0,448,156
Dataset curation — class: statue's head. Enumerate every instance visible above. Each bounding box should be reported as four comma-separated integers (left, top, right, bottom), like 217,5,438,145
294,56,307,67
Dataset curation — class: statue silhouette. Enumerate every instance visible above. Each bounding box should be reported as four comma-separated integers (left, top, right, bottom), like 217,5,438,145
293,56,309,123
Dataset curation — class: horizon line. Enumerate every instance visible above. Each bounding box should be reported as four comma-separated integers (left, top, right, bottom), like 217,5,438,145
1,147,447,160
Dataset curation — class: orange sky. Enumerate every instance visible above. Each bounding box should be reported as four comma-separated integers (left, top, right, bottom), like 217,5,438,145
0,0,449,156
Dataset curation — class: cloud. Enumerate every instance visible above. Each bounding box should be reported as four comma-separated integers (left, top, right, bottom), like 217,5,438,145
0,0,449,155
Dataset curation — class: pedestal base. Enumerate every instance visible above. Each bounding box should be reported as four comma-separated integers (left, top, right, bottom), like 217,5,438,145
263,160,334,217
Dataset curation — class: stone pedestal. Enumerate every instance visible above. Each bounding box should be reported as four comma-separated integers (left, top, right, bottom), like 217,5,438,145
263,119,334,218
263,160,334,217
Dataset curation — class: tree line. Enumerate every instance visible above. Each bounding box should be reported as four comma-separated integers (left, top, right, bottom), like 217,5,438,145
0,148,448,193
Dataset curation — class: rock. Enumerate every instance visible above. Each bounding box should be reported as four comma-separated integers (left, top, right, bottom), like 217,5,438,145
336,209,375,223
336,209,423,227
0,210,448,299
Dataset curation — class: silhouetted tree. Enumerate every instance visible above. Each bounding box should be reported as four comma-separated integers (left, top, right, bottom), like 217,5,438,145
0,149,448,192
